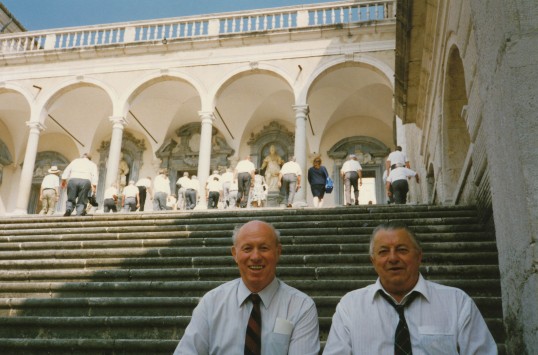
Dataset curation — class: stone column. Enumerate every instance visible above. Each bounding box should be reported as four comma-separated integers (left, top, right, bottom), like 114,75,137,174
14,121,45,215
105,116,127,189
293,105,309,207
196,111,215,209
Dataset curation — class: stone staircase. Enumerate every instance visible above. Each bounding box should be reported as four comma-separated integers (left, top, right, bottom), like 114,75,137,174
0,205,505,354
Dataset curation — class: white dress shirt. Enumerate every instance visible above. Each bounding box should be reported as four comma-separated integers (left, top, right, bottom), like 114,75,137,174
340,159,362,174
387,150,408,167
280,161,302,176
235,159,256,174
323,275,497,355
174,277,320,355
61,157,98,185
153,174,171,194
386,167,417,182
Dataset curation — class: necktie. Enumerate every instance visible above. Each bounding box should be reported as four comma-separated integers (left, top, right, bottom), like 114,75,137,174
379,291,418,355
245,293,262,355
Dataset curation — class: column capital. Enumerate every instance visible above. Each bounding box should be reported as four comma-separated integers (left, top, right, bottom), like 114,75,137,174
292,105,309,116
25,121,46,132
109,116,128,127
198,111,215,121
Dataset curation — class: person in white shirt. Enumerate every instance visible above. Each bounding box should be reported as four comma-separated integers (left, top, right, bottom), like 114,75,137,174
185,175,200,210
386,146,410,177
386,167,420,204
135,176,152,212
278,156,302,208
340,154,362,206
174,220,320,355
122,180,140,212
206,176,222,209
153,168,171,211
103,183,119,213
220,167,234,208
323,222,496,355
61,153,99,216
176,172,190,210
39,165,61,215
234,155,256,208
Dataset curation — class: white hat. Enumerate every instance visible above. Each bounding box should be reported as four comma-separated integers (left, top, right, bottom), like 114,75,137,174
48,166,61,174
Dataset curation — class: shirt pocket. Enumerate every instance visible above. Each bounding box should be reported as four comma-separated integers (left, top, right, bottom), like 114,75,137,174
418,326,458,355
265,332,291,355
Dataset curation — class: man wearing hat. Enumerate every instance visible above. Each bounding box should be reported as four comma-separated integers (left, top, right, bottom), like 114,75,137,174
340,154,363,206
39,166,61,215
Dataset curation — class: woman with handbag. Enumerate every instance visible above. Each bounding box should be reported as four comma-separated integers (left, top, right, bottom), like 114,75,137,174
308,157,330,207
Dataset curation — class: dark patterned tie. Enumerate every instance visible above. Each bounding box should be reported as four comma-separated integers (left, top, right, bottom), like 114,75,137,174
379,291,418,355
244,293,262,355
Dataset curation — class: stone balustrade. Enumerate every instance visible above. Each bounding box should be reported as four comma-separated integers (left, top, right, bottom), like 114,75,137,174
0,0,395,55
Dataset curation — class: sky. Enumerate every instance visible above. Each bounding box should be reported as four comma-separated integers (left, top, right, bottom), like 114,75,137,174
2,0,332,31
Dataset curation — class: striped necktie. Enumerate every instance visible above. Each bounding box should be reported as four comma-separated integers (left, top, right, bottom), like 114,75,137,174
245,293,262,355
379,291,419,355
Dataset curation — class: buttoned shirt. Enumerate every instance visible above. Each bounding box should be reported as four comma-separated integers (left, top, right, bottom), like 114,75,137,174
61,157,98,185
280,161,302,176
174,277,320,355
153,174,171,194
235,159,256,174
123,184,139,198
387,150,408,167
176,176,190,188
206,179,222,192
386,167,417,183
323,275,496,355
104,186,118,199
41,174,60,190
136,178,151,188
340,159,362,174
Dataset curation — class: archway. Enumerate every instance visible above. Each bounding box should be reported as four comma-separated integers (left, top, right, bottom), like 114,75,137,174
443,46,470,203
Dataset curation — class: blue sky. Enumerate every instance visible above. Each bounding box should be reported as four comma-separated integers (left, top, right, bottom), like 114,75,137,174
3,0,331,31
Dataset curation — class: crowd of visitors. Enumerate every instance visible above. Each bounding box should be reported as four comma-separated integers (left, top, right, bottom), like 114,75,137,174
45,144,420,215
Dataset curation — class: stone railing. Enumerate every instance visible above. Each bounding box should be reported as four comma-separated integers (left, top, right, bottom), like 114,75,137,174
0,0,395,54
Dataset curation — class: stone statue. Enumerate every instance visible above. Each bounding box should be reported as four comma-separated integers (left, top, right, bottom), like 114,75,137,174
118,152,129,188
261,144,284,192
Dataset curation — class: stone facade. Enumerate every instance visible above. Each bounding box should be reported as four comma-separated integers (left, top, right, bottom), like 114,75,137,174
394,0,538,352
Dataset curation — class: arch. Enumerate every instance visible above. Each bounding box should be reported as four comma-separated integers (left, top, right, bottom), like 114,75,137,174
442,44,470,203
0,83,35,106
297,54,395,104
36,77,118,124
209,63,294,108
120,70,206,116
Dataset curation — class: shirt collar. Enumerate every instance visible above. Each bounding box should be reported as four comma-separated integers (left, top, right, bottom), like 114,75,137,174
370,274,430,305
237,277,280,309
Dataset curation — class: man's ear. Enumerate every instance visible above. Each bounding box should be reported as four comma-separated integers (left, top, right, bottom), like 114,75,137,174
231,245,238,262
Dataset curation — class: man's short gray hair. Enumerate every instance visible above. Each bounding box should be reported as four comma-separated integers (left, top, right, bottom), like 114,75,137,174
369,222,421,256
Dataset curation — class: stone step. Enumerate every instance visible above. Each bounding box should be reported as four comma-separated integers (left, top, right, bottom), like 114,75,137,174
0,252,500,271
0,338,177,354
0,265,500,282
0,279,501,298
0,295,504,318
0,230,494,245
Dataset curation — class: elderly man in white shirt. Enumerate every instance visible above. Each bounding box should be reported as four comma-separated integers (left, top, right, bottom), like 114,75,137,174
386,145,410,177
61,153,98,216
340,154,362,206
153,168,171,211
234,155,256,208
278,156,302,208
174,220,320,355
323,222,497,355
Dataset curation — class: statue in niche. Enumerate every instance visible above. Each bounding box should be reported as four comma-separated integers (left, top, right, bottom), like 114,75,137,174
261,144,284,192
118,152,130,189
